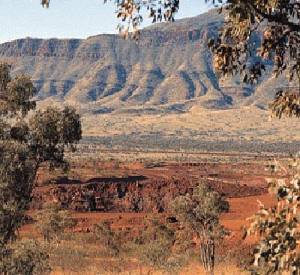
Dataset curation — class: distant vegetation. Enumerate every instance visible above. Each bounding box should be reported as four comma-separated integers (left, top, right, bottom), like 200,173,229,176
80,135,300,155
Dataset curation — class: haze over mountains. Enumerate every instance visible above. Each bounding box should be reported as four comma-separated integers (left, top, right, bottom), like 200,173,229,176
0,10,299,148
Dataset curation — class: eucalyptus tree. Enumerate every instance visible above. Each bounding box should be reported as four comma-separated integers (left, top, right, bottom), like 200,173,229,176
0,63,81,274
246,159,300,274
171,183,229,275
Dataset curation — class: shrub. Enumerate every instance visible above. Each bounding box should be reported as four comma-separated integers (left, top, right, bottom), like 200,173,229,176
133,218,186,274
0,239,51,275
93,221,121,256
35,203,76,243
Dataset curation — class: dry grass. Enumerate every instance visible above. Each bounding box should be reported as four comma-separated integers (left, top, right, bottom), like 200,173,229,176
46,230,249,275
82,106,300,142
51,263,246,275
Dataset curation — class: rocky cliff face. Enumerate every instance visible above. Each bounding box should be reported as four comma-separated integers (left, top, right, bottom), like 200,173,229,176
0,10,285,117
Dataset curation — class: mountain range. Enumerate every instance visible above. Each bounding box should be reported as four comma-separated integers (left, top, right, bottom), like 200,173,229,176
0,10,299,147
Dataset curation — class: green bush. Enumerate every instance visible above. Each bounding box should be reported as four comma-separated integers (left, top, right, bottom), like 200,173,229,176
0,239,51,275
35,203,76,243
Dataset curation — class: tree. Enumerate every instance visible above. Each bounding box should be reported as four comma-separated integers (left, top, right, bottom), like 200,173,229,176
206,0,300,119
245,158,300,274
0,240,51,275
0,62,82,274
171,183,229,275
133,218,184,274
41,0,300,118
35,203,76,243
30,106,82,170
0,142,36,247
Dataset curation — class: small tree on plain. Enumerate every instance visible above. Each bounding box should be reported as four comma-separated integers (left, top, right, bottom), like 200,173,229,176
171,183,229,275
35,203,76,243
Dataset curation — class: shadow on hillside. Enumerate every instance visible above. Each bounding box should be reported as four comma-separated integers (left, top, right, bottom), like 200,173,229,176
48,175,148,186
85,175,147,184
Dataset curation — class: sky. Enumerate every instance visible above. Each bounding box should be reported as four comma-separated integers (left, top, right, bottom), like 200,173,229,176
0,0,213,43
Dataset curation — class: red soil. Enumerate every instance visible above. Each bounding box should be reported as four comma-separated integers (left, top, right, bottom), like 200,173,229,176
23,159,280,248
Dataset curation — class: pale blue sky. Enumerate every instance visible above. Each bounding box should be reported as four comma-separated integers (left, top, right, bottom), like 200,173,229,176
0,0,212,43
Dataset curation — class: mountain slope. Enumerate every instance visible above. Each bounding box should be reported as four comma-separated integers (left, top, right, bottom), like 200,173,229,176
1,10,290,114
1,10,299,146
0,11,238,113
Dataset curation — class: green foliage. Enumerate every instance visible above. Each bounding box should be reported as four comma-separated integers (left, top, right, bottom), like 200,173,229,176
0,62,82,272
246,158,300,274
0,62,81,243
0,239,51,275
30,106,82,170
135,218,175,245
133,218,185,274
1,75,37,117
172,183,228,241
0,141,36,247
171,183,229,274
35,203,76,243
207,0,300,118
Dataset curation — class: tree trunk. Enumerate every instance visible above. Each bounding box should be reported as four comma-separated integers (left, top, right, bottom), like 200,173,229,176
200,238,215,275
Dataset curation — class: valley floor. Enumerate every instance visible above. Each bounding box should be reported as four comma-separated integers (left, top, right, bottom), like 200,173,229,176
80,106,300,154
20,153,283,274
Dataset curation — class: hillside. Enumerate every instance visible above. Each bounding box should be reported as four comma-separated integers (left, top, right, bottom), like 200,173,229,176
0,10,299,148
